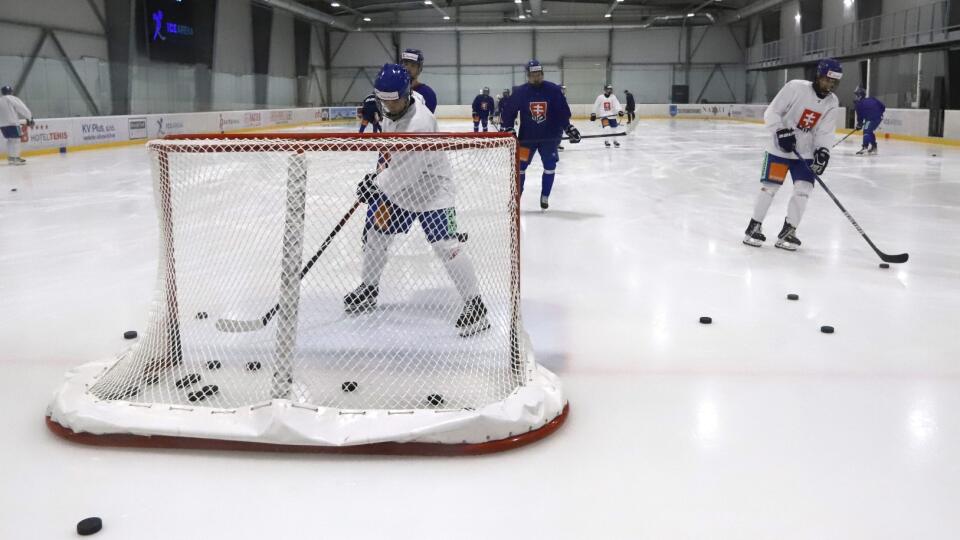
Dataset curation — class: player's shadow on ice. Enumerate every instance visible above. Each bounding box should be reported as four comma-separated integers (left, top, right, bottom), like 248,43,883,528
520,210,603,221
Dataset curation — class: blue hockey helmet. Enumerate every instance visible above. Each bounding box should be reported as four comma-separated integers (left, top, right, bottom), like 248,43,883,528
482,86,490,95
853,86,866,100
525,59,543,74
0,85,12,96
816,58,843,80
374,63,412,121
401,48,424,67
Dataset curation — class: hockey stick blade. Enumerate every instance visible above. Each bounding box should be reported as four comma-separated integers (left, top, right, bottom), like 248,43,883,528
215,317,267,333
793,150,909,264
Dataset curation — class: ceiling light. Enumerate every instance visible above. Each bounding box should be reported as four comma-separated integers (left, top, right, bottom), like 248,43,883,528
604,13,612,18
518,14,526,19
443,15,450,20
514,0,522,3
541,9,548,13
616,0,624,3
330,1,340,6
686,12,695,17
424,0,432,4
794,12,801,22
363,16,372,21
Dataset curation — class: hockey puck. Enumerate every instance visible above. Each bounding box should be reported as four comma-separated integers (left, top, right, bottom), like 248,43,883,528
246,361,261,371
196,311,208,320
76,517,102,536
699,316,712,324
123,330,138,340
787,293,799,301
188,385,219,402
879,263,890,269
820,325,835,334
206,360,222,370
175,373,201,389
341,381,358,392
426,393,445,407
10,188,16,192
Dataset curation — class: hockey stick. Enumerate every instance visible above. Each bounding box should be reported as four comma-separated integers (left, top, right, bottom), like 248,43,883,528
832,128,860,148
216,200,363,333
518,132,627,145
792,150,908,264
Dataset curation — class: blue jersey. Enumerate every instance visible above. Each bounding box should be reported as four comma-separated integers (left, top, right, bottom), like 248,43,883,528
472,94,495,116
500,81,571,143
361,94,380,122
412,82,437,114
855,97,885,123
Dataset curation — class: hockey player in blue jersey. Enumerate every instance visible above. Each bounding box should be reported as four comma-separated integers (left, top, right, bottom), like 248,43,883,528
853,87,885,156
358,93,382,133
499,59,581,210
494,88,510,125
471,87,495,132
400,48,437,113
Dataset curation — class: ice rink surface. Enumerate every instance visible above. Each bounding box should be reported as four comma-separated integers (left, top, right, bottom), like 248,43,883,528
2,118,959,539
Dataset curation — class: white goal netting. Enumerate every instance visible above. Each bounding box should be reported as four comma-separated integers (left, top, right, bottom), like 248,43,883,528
47,133,566,453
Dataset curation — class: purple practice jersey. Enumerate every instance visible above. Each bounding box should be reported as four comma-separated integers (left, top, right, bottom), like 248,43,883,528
855,96,885,123
472,94,495,116
499,80,571,143
412,82,437,114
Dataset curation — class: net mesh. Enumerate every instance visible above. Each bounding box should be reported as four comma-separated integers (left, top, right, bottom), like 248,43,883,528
89,134,522,411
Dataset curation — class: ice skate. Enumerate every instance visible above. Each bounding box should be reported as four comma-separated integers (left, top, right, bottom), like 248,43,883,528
456,296,491,337
343,283,379,313
604,140,611,148
540,195,549,210
613,140,620,148
743,218,766,247
774,220,801,251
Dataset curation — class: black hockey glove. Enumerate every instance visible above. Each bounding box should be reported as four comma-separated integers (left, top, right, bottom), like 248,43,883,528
500,126,516,135
855,121,863,130
810,147,830,175
26,118,35,127
618,111,624,117
565,125,582,144
776,128,796,153
590,113,597,122
357,173,381,204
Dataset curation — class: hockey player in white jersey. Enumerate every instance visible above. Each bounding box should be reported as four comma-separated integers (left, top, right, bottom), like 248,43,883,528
0,86,33,165
743,58,842,251
344,64,490,337
591,84,624,148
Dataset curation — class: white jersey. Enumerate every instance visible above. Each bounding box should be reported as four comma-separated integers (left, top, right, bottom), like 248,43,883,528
377,97,454,212
0,95,31,127
593,94,622,119
764,80,839,160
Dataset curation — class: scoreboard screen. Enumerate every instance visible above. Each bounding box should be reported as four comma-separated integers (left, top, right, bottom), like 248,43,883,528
140,0,214,65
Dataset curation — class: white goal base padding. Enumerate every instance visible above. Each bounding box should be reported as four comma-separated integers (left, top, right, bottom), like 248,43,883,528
46,338,566,453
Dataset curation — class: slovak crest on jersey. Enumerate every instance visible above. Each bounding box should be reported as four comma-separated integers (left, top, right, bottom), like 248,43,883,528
603,102,612,111
529,101,548,124
796,109,822,132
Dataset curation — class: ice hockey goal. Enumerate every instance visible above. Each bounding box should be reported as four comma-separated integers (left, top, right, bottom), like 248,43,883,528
46,132,567,454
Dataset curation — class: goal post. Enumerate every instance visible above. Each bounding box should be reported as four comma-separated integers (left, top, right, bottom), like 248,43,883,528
46,132,567,455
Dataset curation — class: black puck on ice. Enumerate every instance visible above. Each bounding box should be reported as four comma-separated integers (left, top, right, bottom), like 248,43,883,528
699,316,712,324
196,312,208,320
10,188,17,192
76,516,102,536
879,263,890,269
426,393,446,407
246,361,261,371
787,293,800,301
123,330,138,340
341,381,358,392
206,360,222,370
175,373,201,389
820,325,835,334
188,385,219,402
